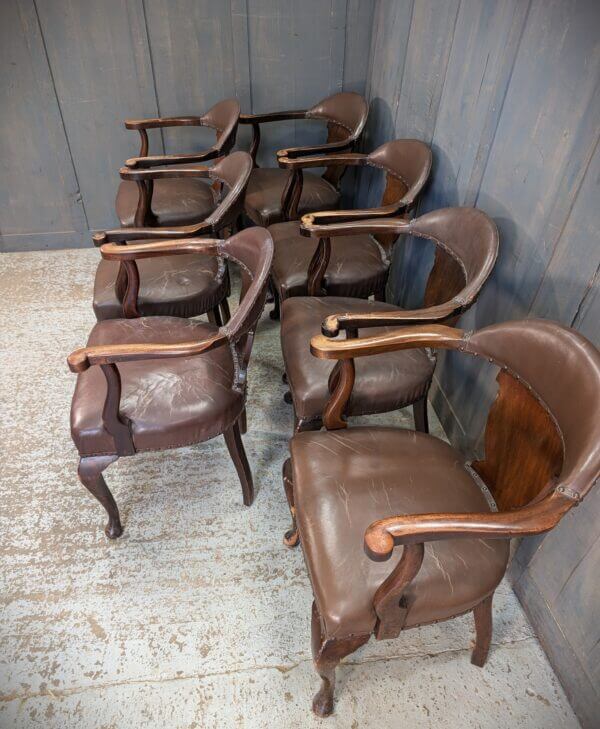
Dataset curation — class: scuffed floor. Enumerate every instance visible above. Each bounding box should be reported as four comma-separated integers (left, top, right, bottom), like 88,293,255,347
0,248,579,728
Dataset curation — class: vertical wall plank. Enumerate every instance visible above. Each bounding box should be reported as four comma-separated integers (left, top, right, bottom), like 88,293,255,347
342,0,375,95
34,0,160,231
245,0,348,166
0,0,86,250
143,0,237,153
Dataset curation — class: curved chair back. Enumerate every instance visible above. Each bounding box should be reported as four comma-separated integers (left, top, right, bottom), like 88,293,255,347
306,92,369,185
219,227,274,373
464,320,600,509
410,207,498,318
201,98,240,155
206,151,253,232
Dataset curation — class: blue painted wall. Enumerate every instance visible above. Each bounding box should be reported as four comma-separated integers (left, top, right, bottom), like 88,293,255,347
360,2,599,726
0,0,374,251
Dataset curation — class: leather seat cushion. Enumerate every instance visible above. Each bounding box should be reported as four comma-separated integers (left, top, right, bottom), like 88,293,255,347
291,427,509,639
281,296,436,422
93,252,229,320
270,221,389,300
244,168,340,227
71,317,244,457
116,177,217,227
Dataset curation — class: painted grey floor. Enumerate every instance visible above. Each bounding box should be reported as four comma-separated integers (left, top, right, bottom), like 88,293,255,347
0,249,579,728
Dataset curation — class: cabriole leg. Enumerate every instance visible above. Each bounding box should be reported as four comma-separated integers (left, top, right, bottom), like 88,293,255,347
224,419,254,506
282,459,299,548
311,601,369,717
471,592,494,667
78,455,122,539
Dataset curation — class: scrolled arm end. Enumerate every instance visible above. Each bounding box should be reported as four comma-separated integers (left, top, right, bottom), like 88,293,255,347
364,525,396,562
68,348,91,374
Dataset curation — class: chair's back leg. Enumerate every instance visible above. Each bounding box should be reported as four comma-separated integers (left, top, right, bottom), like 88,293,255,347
471,592,494,667
78,455,122,539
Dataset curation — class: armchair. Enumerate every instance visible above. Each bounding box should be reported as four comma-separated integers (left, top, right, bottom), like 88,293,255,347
116,98,240,227
240,92,368,227
68,227,273,538
283,319,600,716
93,151,252,323
268,139,432,318
280,207,498,433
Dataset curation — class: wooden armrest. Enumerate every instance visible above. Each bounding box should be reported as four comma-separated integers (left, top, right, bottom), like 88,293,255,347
124,116,206,130
99,237,219,261
239,110,306,124
68,332,227,374
364,491,572,562
119,165,210,181
93,222,209,245
301,216,410,239
278,138,354,159
321,301,465,337
311,324,464,361
277,152,365,170
125,148,220,168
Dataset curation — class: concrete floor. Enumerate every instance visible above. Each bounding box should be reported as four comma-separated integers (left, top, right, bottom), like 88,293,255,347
0,248,580,728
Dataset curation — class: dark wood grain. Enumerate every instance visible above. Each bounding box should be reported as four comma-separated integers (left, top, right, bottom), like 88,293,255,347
472,370,564,510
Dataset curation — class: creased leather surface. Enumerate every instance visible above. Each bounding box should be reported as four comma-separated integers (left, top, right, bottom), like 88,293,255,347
244,169,339,227
116,177,217,227
93,253,229,320
270,221,389,299
71,317,243,456
281,297,435,421
291,427,509,639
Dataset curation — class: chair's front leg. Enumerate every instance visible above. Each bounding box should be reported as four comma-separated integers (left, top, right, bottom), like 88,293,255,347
78,455,122,538
282,459,299,548
471,592,494,667
311,601,369,717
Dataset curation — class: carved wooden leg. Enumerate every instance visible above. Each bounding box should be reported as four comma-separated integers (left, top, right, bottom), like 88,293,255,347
207,306,223,327
78,455,122,539
471,592,494,667
238,407,247,435
413,394,429,433
282,459,299,548
311,601,369,717
220,297,231,324
223,420,254,506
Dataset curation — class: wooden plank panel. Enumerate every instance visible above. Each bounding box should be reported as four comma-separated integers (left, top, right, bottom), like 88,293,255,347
0,0,85,245
342,0,375,95
246,0,347,166
35,0,160,231
357,0,414,208
531,136,600,332
143,0,237,154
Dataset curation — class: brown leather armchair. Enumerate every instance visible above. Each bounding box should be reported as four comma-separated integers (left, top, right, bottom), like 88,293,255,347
283,319,600,716
68,227,273,539
116,98,240,227
240,92,368,227
92,151,253,324
268,139,432,318
281,207,498,434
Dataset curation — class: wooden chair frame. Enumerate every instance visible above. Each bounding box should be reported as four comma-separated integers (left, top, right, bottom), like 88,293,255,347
240,93,368,221
68,231,272,539
283,321,599,716
281,213,497,433
121,99,240,225
93,152,253,322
